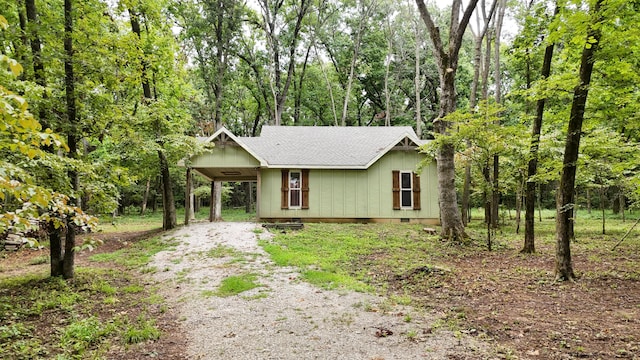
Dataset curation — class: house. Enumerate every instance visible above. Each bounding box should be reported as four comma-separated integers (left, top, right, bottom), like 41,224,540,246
184,126,439,224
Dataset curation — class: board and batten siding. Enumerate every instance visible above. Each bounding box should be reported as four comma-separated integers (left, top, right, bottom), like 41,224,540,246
259,151,438,221
189,145,260,168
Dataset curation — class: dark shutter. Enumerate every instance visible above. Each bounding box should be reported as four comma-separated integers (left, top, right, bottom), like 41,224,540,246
392,170,400,210
412,172,421,210
301,169,309,209
281,169,289,209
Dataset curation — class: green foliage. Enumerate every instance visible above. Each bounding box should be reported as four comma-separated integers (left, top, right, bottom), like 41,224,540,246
122,316,161,344
59,316,116,353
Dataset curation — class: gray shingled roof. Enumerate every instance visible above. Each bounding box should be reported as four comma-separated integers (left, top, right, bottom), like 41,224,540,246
237,126,427,169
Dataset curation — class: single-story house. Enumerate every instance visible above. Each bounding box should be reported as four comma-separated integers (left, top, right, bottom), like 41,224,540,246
184,126,439,224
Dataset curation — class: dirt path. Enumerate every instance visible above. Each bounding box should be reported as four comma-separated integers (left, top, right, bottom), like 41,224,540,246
150,222,494,359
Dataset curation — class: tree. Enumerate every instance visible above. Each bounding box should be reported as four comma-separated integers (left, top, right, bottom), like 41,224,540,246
415,0,479,241
523,1,559,254
61,0,77,279
555,0,603,281
462,0,497,225
0,24,96,277
255,0,311,125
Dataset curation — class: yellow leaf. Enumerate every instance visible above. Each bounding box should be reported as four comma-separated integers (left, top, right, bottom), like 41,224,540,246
0,16,8,30
8,59,23,76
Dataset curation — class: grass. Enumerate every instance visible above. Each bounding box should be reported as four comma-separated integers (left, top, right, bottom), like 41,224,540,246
89,236,179,269
215,274,261,297
260,223,443,291
0,226,179,360
99,207,256,233
260,208,640,293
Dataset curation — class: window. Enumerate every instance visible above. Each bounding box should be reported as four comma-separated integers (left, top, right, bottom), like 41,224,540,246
400,172,412,208
289,171,301,208
281,169,309,210
392,170,421,210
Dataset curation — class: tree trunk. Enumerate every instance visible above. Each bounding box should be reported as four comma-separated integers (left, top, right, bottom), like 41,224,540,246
341,13,365,126
461,160,471,225
50,225,63,276
245,182,252,213
620,192,625,223
189,173,195,221
416,0,479,241
586,187,591,213
140,177,151,215
62,0,77,279
538,184,542,222
414,20,422,136
463,0,496,225
483,163,491,224
600,185,606,235
130,7,175,230
294,43,312,124
516,183,522,234
490,0,506,230
315,43,338,126
159,150,177,230
185,167,192,226
555,0,603,281
25,0,49,132
151,176,159,213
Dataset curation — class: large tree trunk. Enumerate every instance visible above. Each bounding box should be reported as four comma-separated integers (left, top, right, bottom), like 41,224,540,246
416,0,479,241
555,0,603,281
523,2,559,254
62,0,77,279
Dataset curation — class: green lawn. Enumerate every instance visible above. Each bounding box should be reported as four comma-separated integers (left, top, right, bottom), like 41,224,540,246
99,207,256,233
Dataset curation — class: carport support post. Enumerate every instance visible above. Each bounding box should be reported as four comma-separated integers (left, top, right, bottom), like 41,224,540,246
209,181,215,222
185,167,192,225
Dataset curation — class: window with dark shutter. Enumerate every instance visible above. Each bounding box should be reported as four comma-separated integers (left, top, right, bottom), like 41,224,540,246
412,172,421,210
392,170,400,210
282,169,309,210
400,172,412,208
281,169,289,209
393,170,420,210
301,169,309,209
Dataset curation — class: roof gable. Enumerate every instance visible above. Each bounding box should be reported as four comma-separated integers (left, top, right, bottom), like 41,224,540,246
204,127,267,166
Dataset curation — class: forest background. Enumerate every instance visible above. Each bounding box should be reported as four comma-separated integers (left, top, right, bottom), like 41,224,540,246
1,0,639,280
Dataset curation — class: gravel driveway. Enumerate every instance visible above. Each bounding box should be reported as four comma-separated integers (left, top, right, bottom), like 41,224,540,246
150,222,494,359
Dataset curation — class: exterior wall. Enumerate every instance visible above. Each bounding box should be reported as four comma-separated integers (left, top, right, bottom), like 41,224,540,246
258,151,439,222
190,145,260,168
